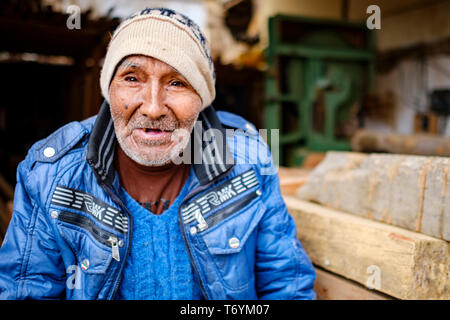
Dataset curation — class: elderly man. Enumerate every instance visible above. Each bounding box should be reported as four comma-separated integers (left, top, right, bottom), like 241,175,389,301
0,8,315,300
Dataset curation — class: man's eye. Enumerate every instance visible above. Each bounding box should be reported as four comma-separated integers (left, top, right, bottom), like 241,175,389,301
125,76,138,82
171,80,186,87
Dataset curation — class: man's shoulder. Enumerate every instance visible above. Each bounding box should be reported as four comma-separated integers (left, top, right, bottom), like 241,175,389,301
216,110,258,134
216,110,276,175
21,116,97,173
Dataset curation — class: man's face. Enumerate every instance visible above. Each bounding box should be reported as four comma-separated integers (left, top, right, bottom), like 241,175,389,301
109,55,202,166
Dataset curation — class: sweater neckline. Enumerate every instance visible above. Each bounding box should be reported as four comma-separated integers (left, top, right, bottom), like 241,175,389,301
120,165,193,217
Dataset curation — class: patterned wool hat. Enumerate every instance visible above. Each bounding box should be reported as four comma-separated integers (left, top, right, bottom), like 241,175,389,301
100,8,216,109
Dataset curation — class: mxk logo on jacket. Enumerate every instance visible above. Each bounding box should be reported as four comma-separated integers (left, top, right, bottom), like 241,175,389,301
51,186,128,233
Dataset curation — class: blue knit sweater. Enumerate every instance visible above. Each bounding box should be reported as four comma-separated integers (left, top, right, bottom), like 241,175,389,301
116,169,204,300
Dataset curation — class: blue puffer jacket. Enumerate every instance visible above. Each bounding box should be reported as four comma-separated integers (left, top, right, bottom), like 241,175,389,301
0,102,316,300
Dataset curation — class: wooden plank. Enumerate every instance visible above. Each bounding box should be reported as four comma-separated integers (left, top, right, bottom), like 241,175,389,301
314,268,391,300
279,176,308,196
351,129,450,156
278,167,309,196
297,152,450,241
285,196,450,300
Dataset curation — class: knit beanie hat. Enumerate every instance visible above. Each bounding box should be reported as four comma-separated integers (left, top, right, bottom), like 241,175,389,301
100,8,216,110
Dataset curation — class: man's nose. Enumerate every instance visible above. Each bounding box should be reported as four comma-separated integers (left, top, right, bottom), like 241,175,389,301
139,81,168,119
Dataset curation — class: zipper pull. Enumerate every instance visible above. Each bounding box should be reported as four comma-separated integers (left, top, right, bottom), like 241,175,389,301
194,209,208,232
108,236,120,262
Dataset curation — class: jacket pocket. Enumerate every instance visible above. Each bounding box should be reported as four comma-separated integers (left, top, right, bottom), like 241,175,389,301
200,190,265,291
56,211,115,274
56,211,118,299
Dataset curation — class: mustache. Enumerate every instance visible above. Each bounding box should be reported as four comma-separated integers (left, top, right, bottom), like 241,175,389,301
127,115,179,132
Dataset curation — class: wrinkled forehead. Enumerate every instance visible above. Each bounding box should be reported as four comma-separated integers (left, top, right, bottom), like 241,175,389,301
117,55,176,72
113,55,188,83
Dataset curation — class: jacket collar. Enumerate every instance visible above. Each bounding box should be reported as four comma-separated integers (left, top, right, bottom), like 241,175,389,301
87,101,234,186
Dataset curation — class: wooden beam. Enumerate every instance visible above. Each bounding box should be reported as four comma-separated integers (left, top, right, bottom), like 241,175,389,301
278,167,309,196
351,130,450,156
297,152,450,241
314,268,391,300
285,196,450,300
279,176,308,196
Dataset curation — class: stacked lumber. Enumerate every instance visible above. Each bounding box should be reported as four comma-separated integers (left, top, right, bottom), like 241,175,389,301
285,196,449,300
280,152,450,299
297,152,450,241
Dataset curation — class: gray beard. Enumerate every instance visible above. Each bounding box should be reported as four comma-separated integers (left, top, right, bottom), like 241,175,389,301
111,110,198,167
117,131,190,166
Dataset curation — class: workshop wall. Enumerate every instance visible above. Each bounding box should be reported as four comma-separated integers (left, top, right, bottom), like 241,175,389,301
348,0,450,51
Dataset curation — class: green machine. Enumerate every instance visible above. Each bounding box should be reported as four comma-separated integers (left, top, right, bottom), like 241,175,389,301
265,15,376,166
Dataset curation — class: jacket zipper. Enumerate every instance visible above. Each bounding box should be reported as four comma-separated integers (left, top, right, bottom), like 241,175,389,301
99,182,133,300
202,189,260,232
108,237,120,262
58,211,119,259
